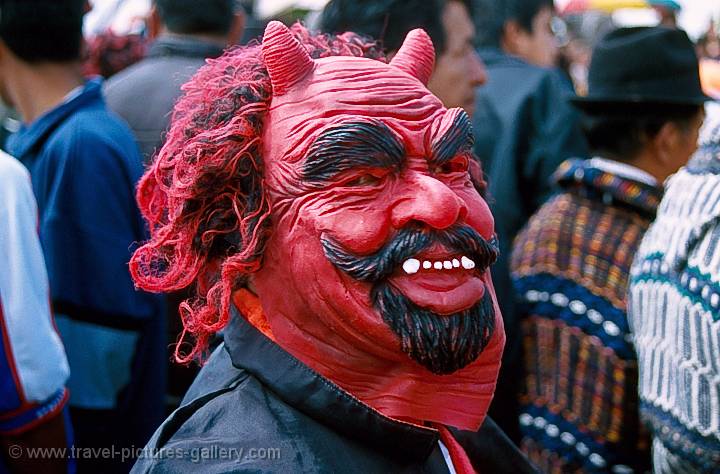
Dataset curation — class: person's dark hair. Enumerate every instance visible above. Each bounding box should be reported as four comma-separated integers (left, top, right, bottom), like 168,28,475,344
580,102,702,161
154,0,235,35
473,0,554,48
321,0,471,54
0,0,85,62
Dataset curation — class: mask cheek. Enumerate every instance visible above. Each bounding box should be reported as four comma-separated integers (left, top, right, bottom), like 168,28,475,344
455,190,495,240
314,208,393,256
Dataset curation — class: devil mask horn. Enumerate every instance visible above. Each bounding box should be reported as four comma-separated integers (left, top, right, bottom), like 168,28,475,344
262,21,315,95
390,29,435,85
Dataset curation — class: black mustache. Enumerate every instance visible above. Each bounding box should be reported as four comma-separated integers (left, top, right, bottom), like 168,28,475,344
321,225,499,282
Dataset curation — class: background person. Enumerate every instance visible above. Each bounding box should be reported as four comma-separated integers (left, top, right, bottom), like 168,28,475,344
511,26,707,472
0,1,165,471
628,103,720,474
104,0,245,163
103,0,245,413
471,0,589,442
320,0,486,116
0,150,72,474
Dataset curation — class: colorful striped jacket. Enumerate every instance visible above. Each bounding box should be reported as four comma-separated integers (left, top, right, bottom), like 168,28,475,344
511,158,659,473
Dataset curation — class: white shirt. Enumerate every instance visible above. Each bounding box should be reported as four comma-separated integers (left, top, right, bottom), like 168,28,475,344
0,151,69,406
439,440,457,474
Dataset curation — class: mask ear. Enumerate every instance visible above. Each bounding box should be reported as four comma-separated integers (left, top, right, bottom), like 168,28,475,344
262,21,315,95
389,29,435,85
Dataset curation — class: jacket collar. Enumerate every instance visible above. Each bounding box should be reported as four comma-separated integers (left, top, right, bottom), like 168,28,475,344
7,78,104,159
477,47,528,68
148,35,225,60
222,305,440,464
554,158,663,218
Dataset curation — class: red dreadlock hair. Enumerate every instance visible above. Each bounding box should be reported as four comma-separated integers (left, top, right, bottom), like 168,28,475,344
130,24,386,363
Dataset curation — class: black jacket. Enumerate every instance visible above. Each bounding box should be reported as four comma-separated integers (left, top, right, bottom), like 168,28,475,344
131,306,537,473
472,47,588,441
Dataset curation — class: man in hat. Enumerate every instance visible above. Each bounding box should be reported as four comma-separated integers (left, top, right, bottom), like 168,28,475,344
129,22,536,473
0,0,165,471
511,26,707,472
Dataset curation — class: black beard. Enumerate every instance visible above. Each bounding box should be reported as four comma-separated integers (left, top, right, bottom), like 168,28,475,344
322,225,499,374
371,281,495,374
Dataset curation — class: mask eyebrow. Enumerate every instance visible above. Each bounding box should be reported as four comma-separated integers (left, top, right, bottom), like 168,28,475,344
431,111,474,165
302,120,405,182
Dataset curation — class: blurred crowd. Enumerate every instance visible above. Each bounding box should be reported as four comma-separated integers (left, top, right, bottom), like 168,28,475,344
0,0,718,473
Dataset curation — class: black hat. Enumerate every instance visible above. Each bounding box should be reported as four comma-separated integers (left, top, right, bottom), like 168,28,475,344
572,26,711,107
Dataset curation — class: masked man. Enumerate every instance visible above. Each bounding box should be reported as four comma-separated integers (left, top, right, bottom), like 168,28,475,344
130,22,535,473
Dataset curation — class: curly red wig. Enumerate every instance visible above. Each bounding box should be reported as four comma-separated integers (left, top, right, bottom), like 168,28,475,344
130,24,385,362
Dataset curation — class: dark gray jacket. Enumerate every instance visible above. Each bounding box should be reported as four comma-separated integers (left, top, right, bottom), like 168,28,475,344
104,36,225,163
472,47,588,441
131,306,537,473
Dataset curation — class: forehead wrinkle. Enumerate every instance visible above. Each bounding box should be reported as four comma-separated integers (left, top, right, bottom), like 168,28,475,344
305,81,430,102
271,89,433,122
272,80,432,112
266,56,448,167
310,68,388,83
312,56,408,81
307,56,425,83
307,60,436,102
271,103,442,164
264,157,304,198
299,112,439,160
269,78,439,130
273,91,442,132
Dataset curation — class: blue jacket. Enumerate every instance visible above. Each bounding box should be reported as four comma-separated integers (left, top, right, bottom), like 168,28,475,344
6,78,165,447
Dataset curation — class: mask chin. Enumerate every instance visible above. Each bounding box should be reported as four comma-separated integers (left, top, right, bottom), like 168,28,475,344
371,281,496,375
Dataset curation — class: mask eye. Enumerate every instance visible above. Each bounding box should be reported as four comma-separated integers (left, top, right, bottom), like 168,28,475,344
342,169,387,187
433,156,469,175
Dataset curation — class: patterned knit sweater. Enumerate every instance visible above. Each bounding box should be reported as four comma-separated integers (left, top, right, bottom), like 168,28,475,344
511,158,660,473
628,115,720,473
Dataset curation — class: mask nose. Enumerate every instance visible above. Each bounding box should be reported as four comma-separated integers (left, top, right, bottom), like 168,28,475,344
391,172,468,230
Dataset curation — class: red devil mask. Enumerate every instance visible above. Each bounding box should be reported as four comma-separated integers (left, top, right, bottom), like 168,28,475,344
248,22,505,431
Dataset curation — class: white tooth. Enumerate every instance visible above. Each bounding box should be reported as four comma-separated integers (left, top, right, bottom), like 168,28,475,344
423,260,432,269
433,261,443,270
461,256,475,270
402,258,420,274
443,260,453,270
452,258,460,268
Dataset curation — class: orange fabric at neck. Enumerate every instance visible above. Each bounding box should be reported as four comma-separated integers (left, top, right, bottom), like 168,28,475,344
232,289,275,341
